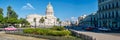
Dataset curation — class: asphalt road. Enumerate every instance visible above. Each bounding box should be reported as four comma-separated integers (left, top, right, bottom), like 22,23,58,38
72,30,120,40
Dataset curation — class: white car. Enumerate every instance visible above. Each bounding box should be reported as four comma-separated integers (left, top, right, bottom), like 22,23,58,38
98,27,111,32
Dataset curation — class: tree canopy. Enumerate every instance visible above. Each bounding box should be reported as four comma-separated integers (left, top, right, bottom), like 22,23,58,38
0,6,30,28
0,8,3,23
39,17,45,23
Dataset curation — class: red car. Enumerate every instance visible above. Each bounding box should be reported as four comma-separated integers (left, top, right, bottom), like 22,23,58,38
85,27,94,31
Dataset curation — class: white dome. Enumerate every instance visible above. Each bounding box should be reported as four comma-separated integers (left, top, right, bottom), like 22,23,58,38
46,2,54,16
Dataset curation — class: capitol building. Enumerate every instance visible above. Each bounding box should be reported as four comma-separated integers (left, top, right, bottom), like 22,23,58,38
26,2,58,27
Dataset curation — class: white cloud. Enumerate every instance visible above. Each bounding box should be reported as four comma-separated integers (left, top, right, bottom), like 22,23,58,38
22,3,35,10
71,16,77,21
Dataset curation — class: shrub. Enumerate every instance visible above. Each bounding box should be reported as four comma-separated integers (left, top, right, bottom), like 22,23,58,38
23,28,71,36
46,30,71,36
51,26,65,31
61,30,71,36
37,29,50,35
23,28,34,34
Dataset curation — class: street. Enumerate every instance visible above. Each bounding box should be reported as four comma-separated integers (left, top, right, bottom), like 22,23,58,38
72,30,120,40
66,26,120,40
0,31,48,40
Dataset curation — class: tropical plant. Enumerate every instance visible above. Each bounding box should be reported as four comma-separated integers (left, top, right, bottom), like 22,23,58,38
39,17,45,27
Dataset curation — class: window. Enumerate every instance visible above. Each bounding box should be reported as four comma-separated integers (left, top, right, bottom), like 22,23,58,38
103,14,104,19
99,0,101,3
109,4,111,9
105,13,107,18
116,11,118,17
112,3,114,8
112,11,114,18
116,2,119,8
110,12,112,18
106,5,108,9
99,7,101,11
109,12,110,18
101,6,103,10
107,12,109,18
110,3,113,9
100,13,102,19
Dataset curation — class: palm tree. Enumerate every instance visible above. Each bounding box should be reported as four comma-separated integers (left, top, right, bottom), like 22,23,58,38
57,18,60,26
39,17,45,27
59,21,62,26
34,18,36,28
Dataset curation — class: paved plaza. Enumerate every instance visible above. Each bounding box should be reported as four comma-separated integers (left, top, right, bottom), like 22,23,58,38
0,31,48,40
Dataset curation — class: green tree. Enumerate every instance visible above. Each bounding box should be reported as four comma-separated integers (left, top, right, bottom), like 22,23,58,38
0,8,3,23
6,6,18,25
18,18,30,28
7,6,18,19
34,18,36,28
59,21,62,26
0,8,3,15
39,17,45,27
57,18,61,26
57,18,60,22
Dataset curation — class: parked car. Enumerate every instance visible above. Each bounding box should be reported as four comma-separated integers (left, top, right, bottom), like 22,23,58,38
85,26,95,31
4,26,17,31
111,27,120,32
98,27,111,32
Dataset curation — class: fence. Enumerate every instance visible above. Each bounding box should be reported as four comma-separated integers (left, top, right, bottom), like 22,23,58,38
69,29,96,40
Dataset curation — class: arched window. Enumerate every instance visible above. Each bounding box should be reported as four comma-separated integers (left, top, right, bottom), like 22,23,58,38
118,1,120,7
103,13,104,19
116,11,118,17
105,5,107,10
105,13,107,18
101,6,103,10
99,7,101,11
107,12,109,18
112,3,114,8
101,13,102,19
116,2,118,8
106,4,108,9
112,11,114,18
109,4,111,9
103,6,105,10
110,12,112,18
110,3,113,9
108,12,110,18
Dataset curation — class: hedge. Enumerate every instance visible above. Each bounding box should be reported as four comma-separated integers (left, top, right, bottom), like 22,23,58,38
23,28,71,36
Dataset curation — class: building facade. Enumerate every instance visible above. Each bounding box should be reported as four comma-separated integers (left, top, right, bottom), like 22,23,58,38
79,13,97,27
78,15,87,26
26,2,58,27
97,0,120,28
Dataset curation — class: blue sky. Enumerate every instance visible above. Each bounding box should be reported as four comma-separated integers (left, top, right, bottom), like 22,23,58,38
0,0,98,21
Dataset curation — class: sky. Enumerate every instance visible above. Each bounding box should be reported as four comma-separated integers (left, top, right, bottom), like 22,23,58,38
0,0,98,21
